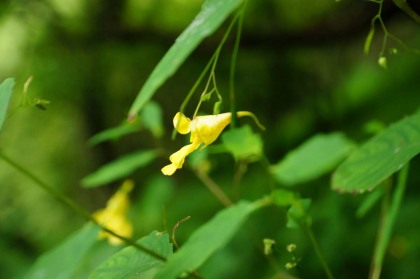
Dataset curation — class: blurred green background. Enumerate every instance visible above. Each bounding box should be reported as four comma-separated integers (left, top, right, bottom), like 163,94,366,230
0,0,419,278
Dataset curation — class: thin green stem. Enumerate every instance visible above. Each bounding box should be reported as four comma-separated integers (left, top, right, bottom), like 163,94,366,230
369,163,410,279
259,154,275,191
174,55,216,139
370,0,388,57
369,0,419,56
173,12,242,139
229,1,246,128
0,150,166,261
388,33,420,54
193,72,216,118
304,224,335,279
194,168,233,207
180,11,241,115
378,18,388,57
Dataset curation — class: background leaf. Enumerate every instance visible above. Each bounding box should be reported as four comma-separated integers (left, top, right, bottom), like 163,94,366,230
221,125,263,161
24,223,100,279
0,78,15,131
88,102,164,145
140,101,164,138
286,199,312,229
332,110,420,193
270,189,298,207
88,121,142,146
89,231,172,279
271,133,355,186
82,150,159,188
128,0,244,117
155,200,266,279
135,175,174,234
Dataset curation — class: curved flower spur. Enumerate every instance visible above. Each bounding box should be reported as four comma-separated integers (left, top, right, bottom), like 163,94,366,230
161,111,265,176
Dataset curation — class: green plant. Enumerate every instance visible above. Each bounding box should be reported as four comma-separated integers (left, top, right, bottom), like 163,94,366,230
1,0,419,278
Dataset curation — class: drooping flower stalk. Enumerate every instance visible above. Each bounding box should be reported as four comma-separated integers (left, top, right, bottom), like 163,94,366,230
162,111,264,176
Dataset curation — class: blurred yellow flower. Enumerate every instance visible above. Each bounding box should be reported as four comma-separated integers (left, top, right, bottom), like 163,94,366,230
92,180,134,245
162,111,264,176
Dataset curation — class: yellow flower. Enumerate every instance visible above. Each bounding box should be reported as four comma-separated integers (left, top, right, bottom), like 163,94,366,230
162,111,264,176
92,180,134,245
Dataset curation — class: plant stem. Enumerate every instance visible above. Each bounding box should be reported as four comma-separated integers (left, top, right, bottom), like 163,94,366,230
369,163,410,279
304,224,335,279
0,150,166,261
194,168,233,207
229,1,246,128
178,11,241,116
173,11,242,139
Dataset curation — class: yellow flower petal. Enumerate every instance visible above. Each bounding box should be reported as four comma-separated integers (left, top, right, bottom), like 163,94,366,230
101,180,133,213
161,163,177,176
162,111,264,175
173,112,191,134
98,216,133,245
92,180,134,245
191,113,232,145
161,141,200,175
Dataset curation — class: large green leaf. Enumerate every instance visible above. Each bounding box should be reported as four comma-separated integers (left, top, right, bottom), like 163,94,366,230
128,0,244,117
88,121,141,146
221,125,263,161
140,101,164,138
332,111,420,193
24,223,100,279
0,78,14,131
89,231,172,279
82,150,159,188
89,102,164,145
271,133,355,186
155,200,267,279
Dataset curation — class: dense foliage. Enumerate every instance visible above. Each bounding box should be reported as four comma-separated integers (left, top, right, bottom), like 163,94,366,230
1,0,419,278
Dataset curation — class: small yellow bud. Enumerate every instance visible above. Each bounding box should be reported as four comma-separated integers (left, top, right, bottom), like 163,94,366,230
92,180,134,245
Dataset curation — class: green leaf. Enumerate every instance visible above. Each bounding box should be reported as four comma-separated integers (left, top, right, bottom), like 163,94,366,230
155,200,267,279
332,111,420,193
271,133,355,186
128,0,244,117
88,102,164,145
82,150,159,188
141,101,164,138
137,175,175,231
356,188,383,218
270,189,298,207
88,121,142,146
89,231,172,279
286,199,312,229
0,78,15,131
25,223,100,279
221,125,263,161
